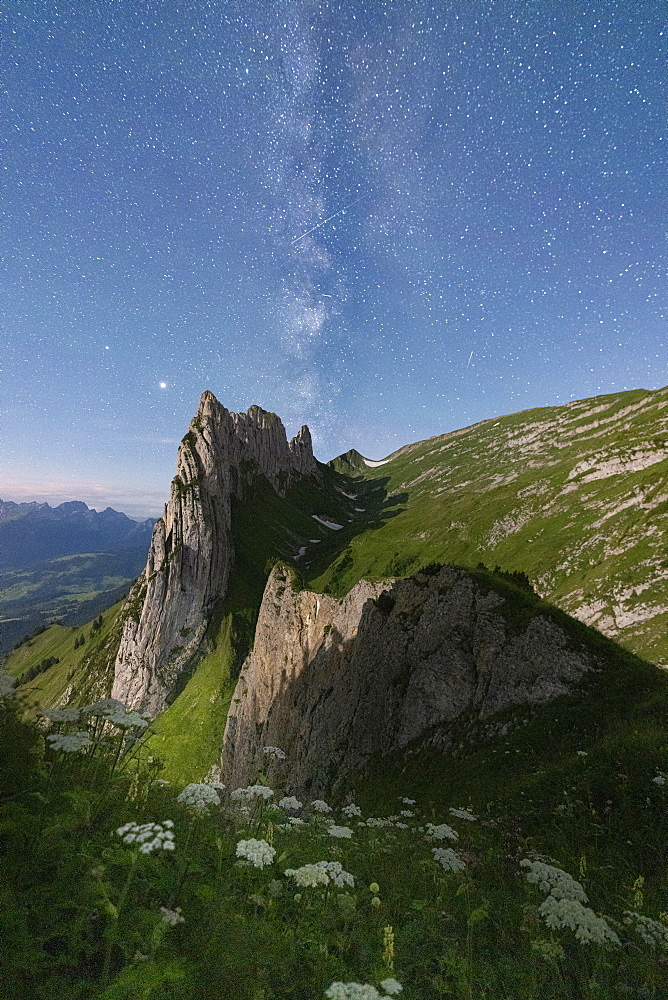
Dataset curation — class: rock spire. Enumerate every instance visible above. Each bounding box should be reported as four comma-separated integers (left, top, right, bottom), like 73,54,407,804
111,392,318,716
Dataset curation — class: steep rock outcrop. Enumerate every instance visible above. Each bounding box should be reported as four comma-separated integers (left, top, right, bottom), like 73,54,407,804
222,565,596,797
112,392,318,716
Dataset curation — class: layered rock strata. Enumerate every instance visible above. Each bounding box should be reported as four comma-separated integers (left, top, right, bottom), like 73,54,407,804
112,392,318,716
222,565,596,797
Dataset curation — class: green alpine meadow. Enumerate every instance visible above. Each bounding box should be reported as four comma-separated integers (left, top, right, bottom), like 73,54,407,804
2,385,667,999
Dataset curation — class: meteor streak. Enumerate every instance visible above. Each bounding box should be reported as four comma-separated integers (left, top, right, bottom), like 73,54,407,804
291,194,366,245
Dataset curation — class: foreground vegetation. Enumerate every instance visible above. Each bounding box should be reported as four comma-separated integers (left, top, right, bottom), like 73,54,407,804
1,651,666,1000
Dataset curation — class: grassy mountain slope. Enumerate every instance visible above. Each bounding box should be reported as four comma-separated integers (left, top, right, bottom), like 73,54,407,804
306,385,668,666
3,600,126,715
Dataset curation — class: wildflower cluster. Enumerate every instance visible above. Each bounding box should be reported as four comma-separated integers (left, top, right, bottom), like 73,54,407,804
285,863,330,887
520,860,588,902
449,807,477,821
159,906,185,926
263,745,286,760
520,859,620,946
328,825,353,839
231,784,274,802
623,911,668,950
41,706,82,724
41,698,150,734
425,822,458,841
116,820,175,854
81,698,149,729
432,847,466,872
176,782,222,815
278,795,302,811
341,803,362,817
538,896,620,945
315,861,355,887
47,731,93,753
310,799,333,813
324,979,402,999
235,838,276,868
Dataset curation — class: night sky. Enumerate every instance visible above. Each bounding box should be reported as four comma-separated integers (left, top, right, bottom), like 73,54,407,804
2,2,665,518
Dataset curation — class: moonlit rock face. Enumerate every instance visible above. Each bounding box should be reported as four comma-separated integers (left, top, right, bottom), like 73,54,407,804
112,392,318,716
222,565,595,798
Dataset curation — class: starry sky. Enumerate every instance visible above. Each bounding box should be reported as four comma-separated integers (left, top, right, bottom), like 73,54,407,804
2,1,665,518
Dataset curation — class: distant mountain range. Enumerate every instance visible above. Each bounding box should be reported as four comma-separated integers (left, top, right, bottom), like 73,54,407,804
0,499,154,570
0,499,155,654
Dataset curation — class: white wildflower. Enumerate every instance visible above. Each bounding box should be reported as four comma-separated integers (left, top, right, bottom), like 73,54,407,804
328,825,353,839
263,745,286,760
651,775,666,786
103,709,149,729
365,817,394,828
394,822,409,829
538,896,620,946
379,980,403,996
520,859,588,902
177,782,221,815
159,906,185,926
287,816,305,826
425,822,458,841
399,810,414,817
623,911,668,950
231,784,274,802
278,795,302,812
116,821,175,854
341,803,362,817
325,983,380,1000
325,982,383,999
449,807,477,821
314,861,355,887
285,864,330,887
235,838,275,869
401,797,416,805
310,799,333,813
47,731,93,753
41,706,81,724
432,847,466,872
576,750,588,757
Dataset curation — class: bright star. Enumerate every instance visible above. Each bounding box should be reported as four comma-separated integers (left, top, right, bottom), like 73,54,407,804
159,382,167,389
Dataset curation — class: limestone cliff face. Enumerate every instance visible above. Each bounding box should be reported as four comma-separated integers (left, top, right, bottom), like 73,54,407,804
112,392,318,716
222,565,596,797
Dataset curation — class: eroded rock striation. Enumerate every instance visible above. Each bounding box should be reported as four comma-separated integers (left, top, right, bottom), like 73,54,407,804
222,564,596,797
112,392,319,716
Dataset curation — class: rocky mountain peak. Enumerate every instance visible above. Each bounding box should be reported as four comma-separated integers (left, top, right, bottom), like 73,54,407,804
111,392,320,716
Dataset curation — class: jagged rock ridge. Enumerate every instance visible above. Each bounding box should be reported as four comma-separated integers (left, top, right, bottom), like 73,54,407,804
221,564,597,798
112,392,319,716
